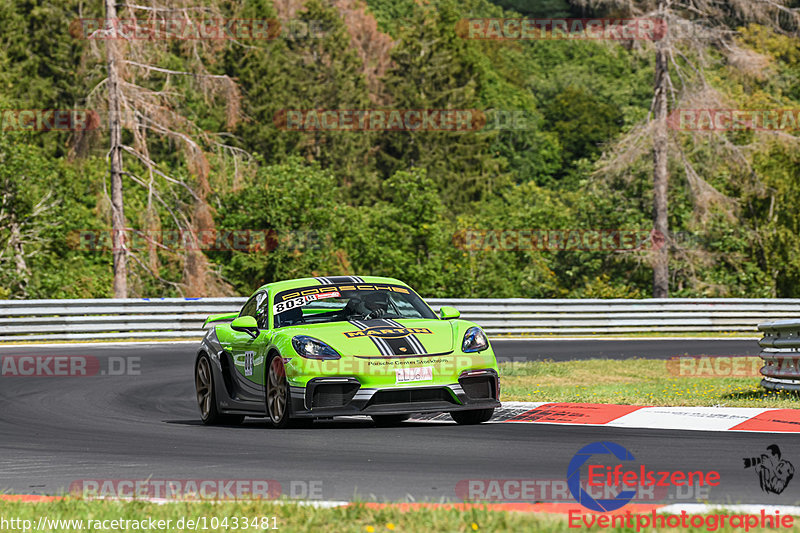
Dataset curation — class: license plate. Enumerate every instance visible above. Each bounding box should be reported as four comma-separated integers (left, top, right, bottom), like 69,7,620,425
395,366,433,383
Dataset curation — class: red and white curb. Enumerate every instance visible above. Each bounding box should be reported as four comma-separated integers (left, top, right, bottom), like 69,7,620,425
410,402,800,433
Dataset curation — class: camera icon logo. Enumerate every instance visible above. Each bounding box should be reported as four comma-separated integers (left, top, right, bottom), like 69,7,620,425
743,445,794,495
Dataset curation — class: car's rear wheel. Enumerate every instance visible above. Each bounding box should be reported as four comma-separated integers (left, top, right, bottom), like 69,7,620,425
195,355,244,425
371,414,410,427
266,355,291,428
450,408,494,425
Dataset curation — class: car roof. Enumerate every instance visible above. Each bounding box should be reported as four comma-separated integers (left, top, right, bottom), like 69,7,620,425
255,276,409,294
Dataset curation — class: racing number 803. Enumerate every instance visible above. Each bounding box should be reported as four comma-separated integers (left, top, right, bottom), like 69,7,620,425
273,295,310,315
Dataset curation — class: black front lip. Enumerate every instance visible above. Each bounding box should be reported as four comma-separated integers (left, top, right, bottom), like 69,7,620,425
291,373,500,418
290,398,501,418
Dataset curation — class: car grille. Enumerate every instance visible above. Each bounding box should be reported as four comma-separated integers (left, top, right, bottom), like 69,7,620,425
459,376,496,400
368,387,457,406
311,383,359,408
219,351,236,396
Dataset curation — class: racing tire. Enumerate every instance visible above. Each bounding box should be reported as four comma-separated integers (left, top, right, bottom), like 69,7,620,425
266,354,292,429
450,408,494,425
195,354,244,426
371,414,411,427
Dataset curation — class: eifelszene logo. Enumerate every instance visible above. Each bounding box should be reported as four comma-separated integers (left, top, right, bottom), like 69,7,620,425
744,445,795,495
568,442,637,512
568,441,721,512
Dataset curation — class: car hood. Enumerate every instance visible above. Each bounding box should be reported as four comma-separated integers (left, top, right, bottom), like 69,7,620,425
282,318,456,357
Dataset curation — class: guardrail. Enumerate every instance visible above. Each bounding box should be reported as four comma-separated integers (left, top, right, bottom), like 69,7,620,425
758,320,800,391
2,297,800,341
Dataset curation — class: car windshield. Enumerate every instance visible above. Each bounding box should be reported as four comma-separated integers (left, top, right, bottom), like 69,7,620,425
272,283,436,328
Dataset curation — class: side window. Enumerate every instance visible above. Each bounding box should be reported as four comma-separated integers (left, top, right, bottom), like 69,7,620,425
256,292,270,329
239,292,262,318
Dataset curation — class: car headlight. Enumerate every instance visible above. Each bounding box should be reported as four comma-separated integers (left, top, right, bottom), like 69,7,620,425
462,326,489,353
292,335,341,360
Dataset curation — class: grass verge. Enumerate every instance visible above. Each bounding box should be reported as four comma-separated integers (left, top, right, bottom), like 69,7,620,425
1,499,799,533
0,499,558,533
498,358,800,408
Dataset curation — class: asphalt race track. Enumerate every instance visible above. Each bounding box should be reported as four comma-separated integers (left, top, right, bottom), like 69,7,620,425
0,341,792,506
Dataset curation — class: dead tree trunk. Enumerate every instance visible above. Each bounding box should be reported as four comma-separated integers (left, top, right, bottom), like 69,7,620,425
652,0,670,298
105,0,127,298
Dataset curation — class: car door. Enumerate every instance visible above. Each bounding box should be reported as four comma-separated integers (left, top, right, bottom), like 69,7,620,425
226,291,267,405
253,291,273,394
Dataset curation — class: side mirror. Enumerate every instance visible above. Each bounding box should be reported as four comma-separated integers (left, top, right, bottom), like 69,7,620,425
231,315,259,338
439,306,461,320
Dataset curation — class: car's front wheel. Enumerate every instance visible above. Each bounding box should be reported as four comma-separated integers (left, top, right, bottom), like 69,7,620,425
266,354,292,428
450,408,494,425
195,355,244,426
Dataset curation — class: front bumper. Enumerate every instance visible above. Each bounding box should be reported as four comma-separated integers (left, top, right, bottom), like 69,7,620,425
289,369,500,418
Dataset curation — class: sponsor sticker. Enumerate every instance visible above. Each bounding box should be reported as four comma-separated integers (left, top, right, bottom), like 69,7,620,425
272,291,340,315
344,327,432,339
395,366,433,383
315,291,340,299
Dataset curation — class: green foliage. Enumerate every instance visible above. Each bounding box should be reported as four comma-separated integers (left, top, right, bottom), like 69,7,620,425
0,0,96,157
215,158,346,292
364,0,417,35
229,0,377,197
2,0,799,300
540,86,623,172
0,135,111,298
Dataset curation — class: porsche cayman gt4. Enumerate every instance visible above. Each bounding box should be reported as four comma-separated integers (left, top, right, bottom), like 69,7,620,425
195,276,500,428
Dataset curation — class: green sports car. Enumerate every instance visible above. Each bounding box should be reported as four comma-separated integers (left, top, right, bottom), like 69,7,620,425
195,276,500,428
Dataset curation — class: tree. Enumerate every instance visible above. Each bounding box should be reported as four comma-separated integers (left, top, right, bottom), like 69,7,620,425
0,138,58,296
377,0,507,205
230,0,376,197
589,0,800,297
104,0,126,298
84,0,245,297
652,0,669,298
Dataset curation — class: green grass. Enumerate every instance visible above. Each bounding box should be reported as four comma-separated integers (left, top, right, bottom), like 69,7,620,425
0,499,557,533
1,499,798,533
498,358,800,408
